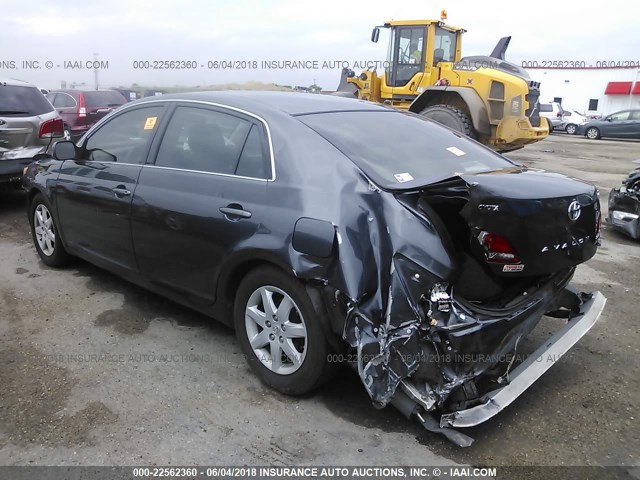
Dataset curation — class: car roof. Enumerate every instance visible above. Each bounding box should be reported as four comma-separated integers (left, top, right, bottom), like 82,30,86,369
0,77,37,87
131,91,391,117
52,89,122,93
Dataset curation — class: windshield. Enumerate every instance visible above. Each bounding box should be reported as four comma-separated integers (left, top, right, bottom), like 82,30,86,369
0,85,55,116
299,111,515,189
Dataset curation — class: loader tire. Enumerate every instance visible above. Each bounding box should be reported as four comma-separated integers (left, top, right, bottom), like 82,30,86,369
419,105,476,139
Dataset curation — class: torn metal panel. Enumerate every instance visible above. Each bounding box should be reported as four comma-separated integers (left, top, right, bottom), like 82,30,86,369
329,167,602,413
440,291,606,428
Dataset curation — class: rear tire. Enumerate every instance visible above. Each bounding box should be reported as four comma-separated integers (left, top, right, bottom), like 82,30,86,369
586,127,600,139
565,123,577,135
234,266,335,395
29,193,72,267
419,104,476,138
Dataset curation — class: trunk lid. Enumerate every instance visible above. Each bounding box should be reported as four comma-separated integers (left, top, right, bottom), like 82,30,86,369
459,169,600,276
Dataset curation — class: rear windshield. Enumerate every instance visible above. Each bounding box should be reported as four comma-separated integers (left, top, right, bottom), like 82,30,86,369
84,91,127,107
0,85,54,116
539,104,553,112
299,111,514,189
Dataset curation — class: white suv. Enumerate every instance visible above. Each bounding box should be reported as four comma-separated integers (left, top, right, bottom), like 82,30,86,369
539,102,565,131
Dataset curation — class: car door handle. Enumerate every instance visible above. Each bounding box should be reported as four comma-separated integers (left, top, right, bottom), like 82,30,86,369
219,205,252,219
112,185,131,197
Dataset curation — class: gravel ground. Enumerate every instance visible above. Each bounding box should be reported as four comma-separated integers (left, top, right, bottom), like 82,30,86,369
0,134,638,474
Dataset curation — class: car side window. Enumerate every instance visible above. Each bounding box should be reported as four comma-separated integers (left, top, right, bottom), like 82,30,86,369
155,106,255,175
629,111,640,120
82,106,164,164
56,93,76,108
609,111,629,121
235,124,269,179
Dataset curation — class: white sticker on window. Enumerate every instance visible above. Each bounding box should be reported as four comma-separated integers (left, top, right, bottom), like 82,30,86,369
446,146,466,156
394,172,414,183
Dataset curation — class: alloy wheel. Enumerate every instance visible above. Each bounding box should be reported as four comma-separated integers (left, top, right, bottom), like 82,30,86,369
244,286,308,375
34,204,56,256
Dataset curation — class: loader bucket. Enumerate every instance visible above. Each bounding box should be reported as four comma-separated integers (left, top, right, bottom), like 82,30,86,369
333,67,358,97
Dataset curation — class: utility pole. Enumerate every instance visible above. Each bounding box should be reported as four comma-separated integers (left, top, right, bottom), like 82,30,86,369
94,53,99,90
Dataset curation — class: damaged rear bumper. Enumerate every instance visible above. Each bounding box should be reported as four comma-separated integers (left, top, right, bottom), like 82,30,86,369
440,291,606,428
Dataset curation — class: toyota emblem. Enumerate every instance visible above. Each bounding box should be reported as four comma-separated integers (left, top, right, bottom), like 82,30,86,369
568,200,581,221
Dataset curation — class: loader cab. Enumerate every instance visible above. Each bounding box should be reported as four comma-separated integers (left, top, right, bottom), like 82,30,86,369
372,20,463,102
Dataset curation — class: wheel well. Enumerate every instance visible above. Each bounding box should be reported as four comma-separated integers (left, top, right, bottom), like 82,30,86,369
420,91,472,117
220,258,291,307
27,188,41,206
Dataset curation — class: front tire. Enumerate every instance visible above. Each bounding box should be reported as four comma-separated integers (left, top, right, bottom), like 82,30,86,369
565,123,577,135
586,127,600,139
29,193,72,267
234,266,335,395
419,105,476,138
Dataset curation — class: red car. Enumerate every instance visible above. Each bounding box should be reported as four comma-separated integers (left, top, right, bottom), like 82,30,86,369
46,89,127,140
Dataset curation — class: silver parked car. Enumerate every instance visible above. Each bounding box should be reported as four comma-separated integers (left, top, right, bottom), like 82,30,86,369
0,78,64,186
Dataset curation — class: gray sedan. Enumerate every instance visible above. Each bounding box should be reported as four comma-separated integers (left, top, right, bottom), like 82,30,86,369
577,109,640,140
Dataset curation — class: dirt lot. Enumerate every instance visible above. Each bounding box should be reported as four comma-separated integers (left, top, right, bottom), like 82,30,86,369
0,134,638,472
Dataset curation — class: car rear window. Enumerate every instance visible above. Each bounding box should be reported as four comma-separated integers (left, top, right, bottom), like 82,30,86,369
299,111,515,189
83,91,127,107
0,85,54,116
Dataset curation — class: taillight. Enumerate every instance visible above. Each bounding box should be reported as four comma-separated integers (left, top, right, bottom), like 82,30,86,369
39,118,64,138
78,94,86,117
477,231,520,264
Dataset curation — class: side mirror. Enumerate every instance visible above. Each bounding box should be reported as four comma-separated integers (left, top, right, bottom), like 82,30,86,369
606,117,612,122
53,140,78,160
371,27,380,43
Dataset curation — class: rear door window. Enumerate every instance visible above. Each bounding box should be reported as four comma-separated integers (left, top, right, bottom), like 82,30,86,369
0,85,55,116
155,106,269,178
54,93,77,108
84,91,127,108
82,106,165,164
235,124,269,178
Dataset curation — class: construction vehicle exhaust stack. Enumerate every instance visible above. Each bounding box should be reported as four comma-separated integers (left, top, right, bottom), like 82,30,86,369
335,17,548,152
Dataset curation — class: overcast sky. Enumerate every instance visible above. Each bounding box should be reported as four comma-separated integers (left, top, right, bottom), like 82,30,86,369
1,0,638,90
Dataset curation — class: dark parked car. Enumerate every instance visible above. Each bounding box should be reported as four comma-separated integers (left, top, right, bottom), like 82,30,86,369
45,89,127,140
608,162,640,239
0,78,63,186
577,109,640,140
22,92,605,446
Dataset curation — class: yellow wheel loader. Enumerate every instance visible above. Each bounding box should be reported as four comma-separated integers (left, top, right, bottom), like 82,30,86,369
335,17,549,152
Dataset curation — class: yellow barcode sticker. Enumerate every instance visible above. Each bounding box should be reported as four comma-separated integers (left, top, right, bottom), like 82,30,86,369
144,117,157,130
